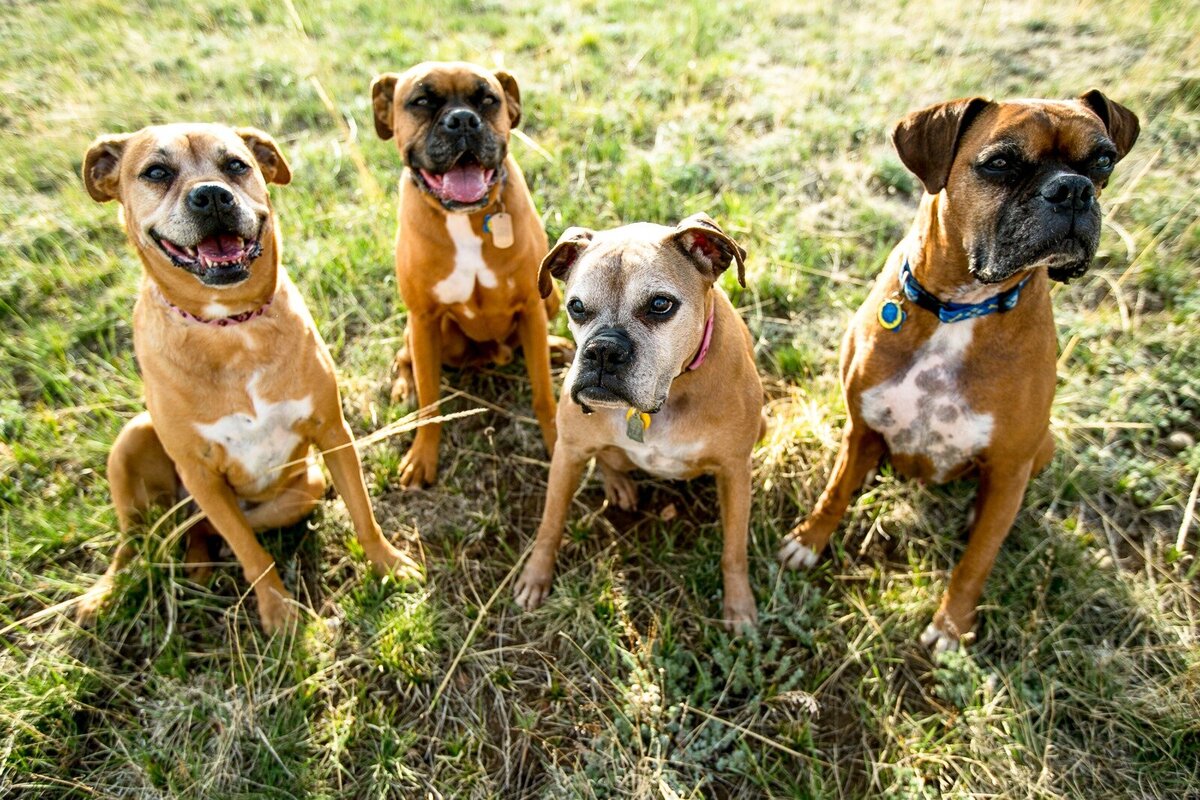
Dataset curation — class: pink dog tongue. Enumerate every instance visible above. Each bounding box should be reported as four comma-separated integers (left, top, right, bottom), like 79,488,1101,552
197,234,243,260
441,164,487,203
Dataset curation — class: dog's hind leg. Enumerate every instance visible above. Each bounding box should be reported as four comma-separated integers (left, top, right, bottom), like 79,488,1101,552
597,451,638,512
242,458,325,530
390,324,417,405
77,411,179,624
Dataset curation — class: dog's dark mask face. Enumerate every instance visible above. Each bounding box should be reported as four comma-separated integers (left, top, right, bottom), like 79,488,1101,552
371,62,522,213
894,92,1139,284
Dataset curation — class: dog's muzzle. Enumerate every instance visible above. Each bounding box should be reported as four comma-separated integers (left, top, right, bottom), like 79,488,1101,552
411,109,506,208
570,328,635,412
151,183,263,287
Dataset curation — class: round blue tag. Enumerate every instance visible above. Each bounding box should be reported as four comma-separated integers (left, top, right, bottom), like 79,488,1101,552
878,299,905,331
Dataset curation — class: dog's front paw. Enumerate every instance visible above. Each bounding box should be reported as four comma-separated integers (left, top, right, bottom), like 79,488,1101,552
777,529,821,570
920,611,972,654
398,444,438,489
723,592,758,634
366,539,423,583
603,470,638,511
74,577,115,625
919,622,959,654
257,586,300,634
514,556,555,611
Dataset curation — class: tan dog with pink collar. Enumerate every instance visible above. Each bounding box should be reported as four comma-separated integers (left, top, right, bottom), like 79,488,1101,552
75,123,418,633
514,215,765,631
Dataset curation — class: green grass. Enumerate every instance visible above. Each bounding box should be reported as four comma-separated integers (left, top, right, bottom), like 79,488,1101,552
2,0,1199,796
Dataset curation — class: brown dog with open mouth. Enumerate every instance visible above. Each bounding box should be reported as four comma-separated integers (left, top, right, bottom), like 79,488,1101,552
75,123,418,633
779,91,1139,651
370,61,567,488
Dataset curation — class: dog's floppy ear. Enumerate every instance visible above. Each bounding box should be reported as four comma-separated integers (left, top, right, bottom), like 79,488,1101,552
371,73,401,140
1078,89,1140,161
892,96,992,194
236,127,292,185
669,213,747,287
493,70,522,129
539,227,594,298
82,133,132,202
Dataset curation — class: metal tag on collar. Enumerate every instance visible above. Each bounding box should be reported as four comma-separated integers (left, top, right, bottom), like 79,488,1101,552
625,408,651,442
483,212,514,249
878,296,906,331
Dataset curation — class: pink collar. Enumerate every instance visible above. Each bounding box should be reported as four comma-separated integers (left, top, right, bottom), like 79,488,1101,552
686,307,715,371
156,289,273,327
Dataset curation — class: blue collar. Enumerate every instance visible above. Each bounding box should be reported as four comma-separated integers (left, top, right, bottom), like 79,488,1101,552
899,260,1031,324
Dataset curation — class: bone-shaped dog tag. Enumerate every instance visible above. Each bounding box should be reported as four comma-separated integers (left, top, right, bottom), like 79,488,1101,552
485,212,514,249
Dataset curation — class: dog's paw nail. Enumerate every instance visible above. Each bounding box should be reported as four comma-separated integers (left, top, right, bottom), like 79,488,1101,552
919,622,959,654
514,584,540,611
514,568,552,611
777,539,818,570
723,606,758,633
258,591,301,634
75,581,114,624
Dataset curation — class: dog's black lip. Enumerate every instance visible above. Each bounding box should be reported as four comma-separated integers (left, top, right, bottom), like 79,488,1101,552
973,234,1092,284
149,227,264,280
571,383,627,407
571,381,663,415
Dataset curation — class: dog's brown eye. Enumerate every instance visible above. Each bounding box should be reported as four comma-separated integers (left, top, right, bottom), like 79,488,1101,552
984,156,1009,171
648,296,675,316
414,97,431,107
141,165,172,183
481,95,497,106
1093,154,1114,171
567,298,586,318
225,158,250,175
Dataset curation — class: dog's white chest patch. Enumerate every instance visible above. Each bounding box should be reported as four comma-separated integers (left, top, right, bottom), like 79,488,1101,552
434,214,498,305
609,411,704,479
195,373,314,494
860,319,993,481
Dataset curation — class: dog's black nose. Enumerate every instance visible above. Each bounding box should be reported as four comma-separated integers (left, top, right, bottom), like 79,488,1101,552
441,108,482,133
1040,174,1095,213
187,184,236,215
582,329,633,374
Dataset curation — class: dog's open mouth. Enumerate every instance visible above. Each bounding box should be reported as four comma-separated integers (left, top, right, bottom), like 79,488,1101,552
152,230,262,285
416,153,498,206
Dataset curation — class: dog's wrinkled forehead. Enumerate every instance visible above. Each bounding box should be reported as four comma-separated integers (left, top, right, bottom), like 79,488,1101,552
568,223,706,294
959,101,1113,165
123,124,254,181
400,62,502,106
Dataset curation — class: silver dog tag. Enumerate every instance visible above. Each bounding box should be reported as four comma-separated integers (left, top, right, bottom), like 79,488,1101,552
486,212,514,249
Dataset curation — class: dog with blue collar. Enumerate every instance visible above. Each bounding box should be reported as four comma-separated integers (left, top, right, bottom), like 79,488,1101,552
779,91,1139,652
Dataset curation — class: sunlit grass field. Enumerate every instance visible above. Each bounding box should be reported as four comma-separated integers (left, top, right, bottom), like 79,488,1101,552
2,0,1198,796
